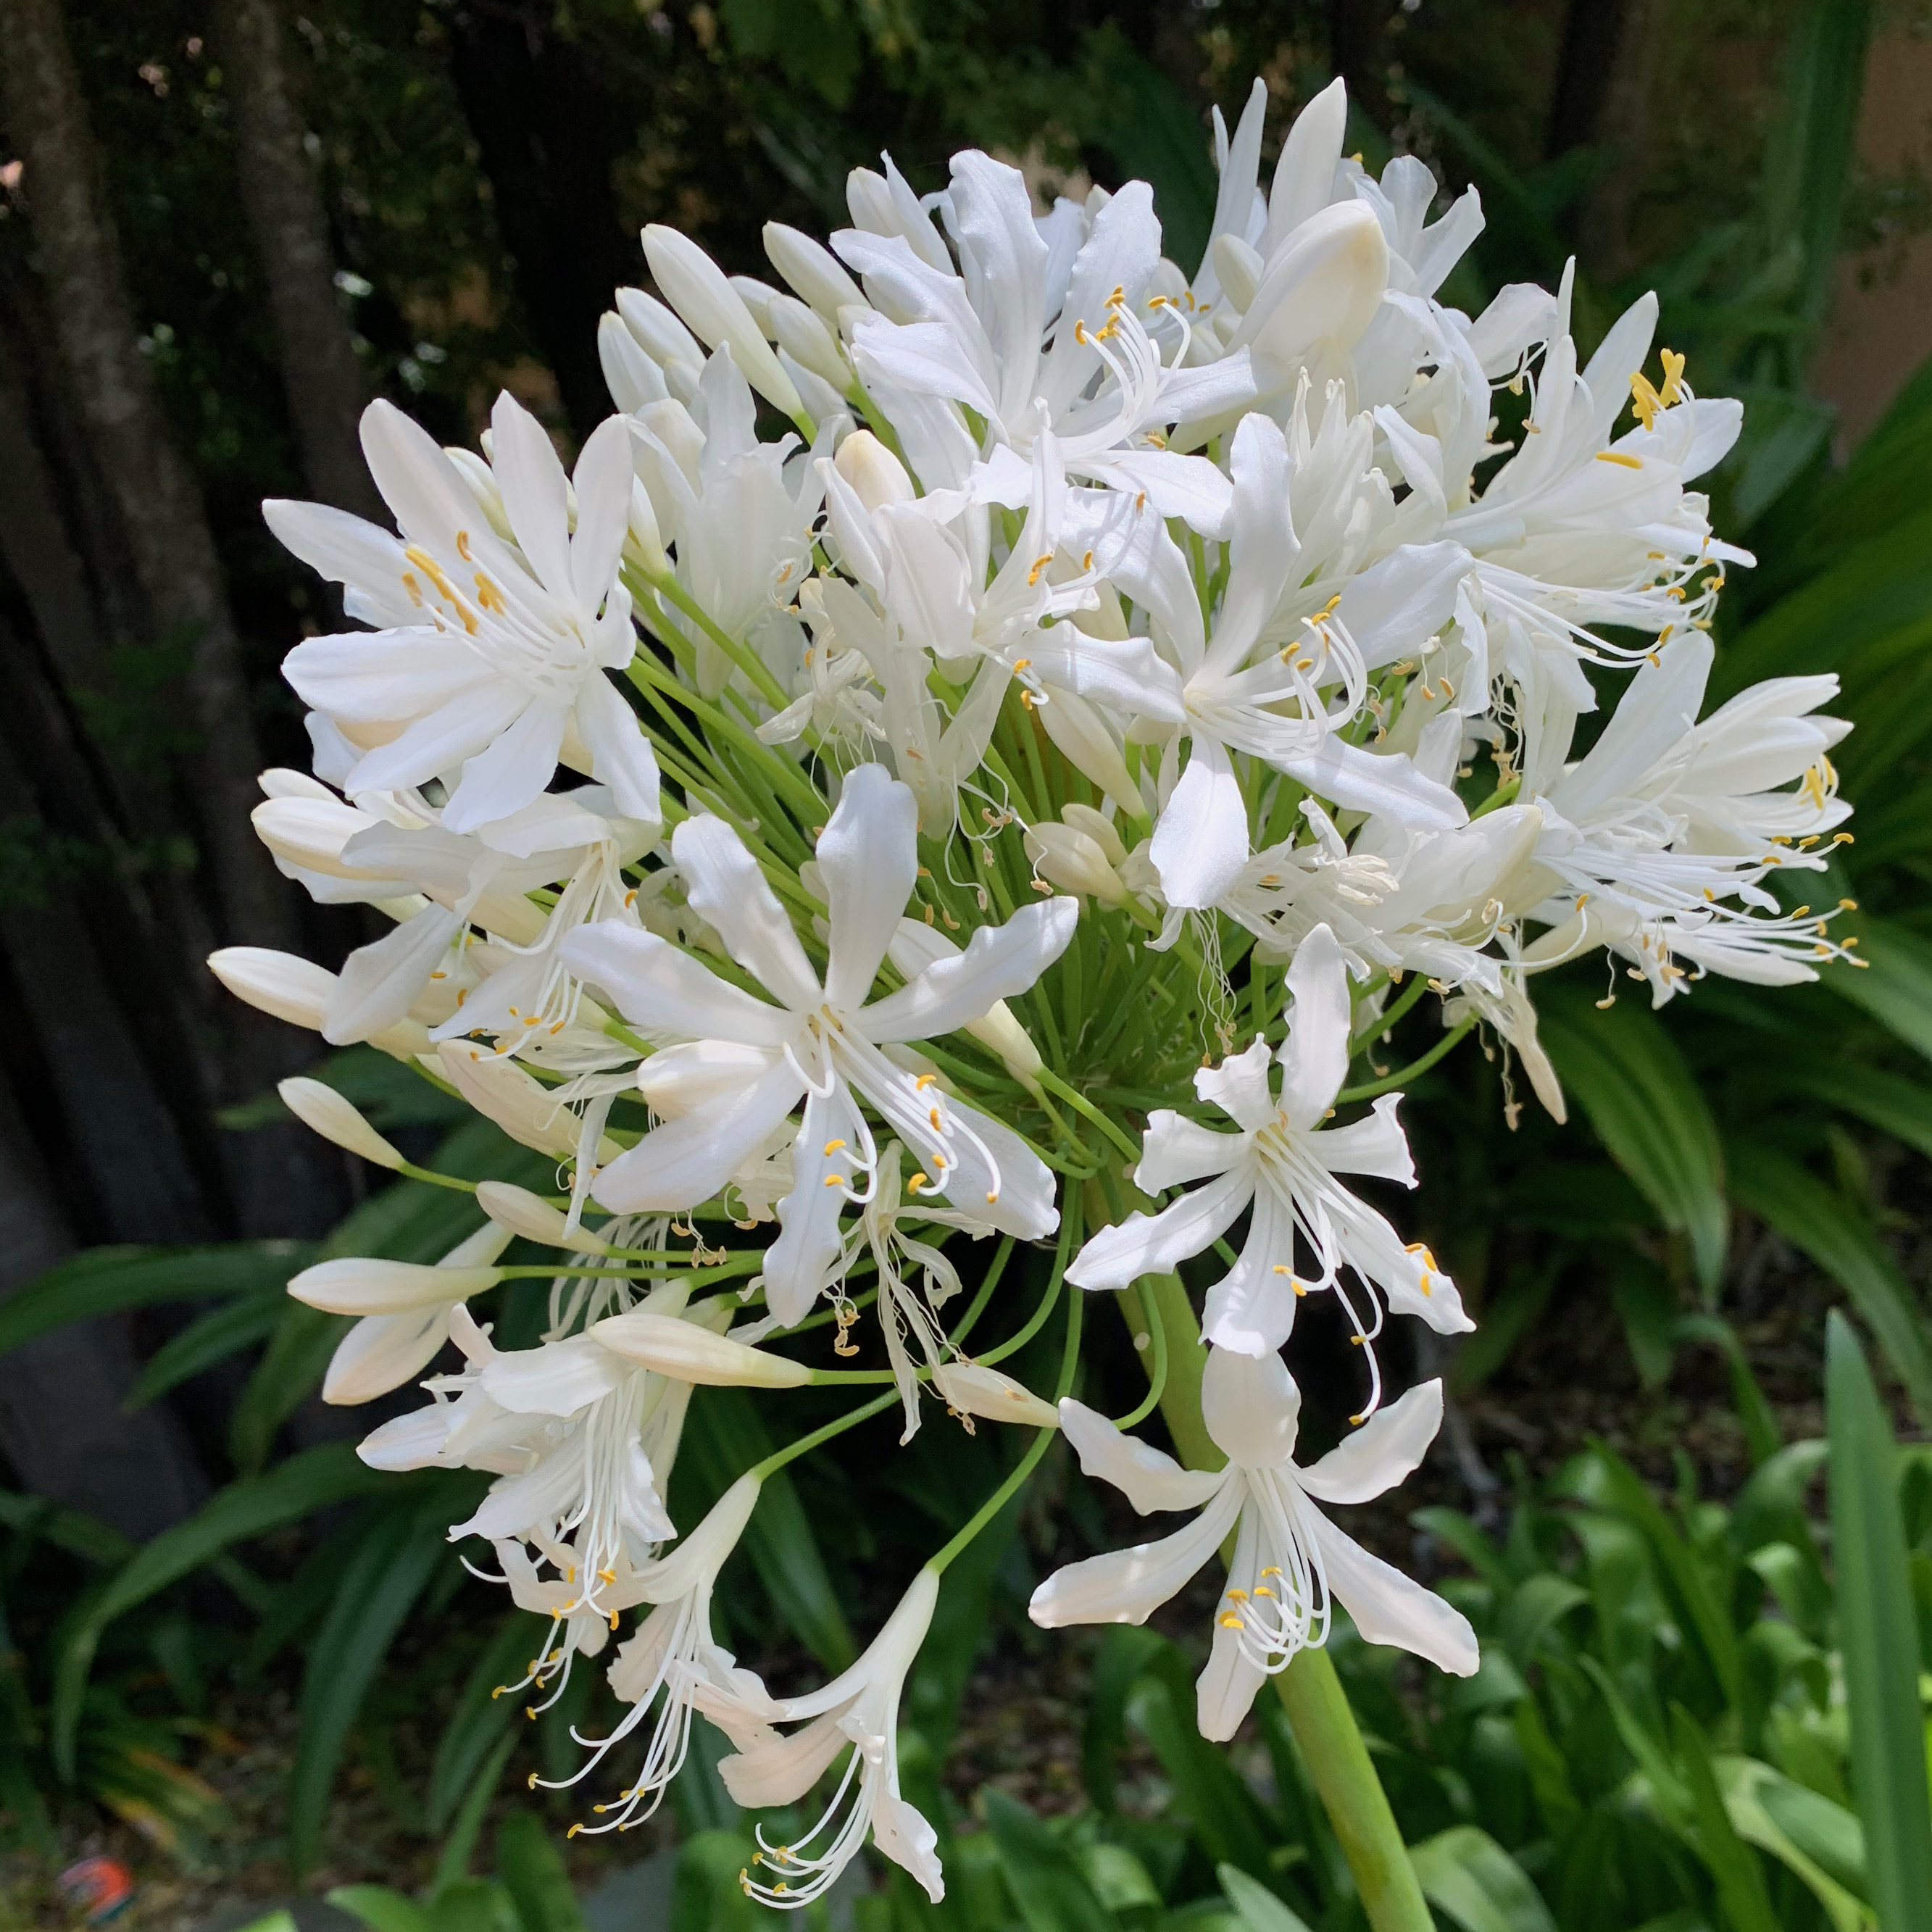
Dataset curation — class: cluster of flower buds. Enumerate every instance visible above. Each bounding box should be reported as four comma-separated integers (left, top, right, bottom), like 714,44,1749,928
212,74,1854,1907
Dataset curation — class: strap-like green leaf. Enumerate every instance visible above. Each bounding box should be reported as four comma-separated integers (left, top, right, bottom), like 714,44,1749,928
125,1288,286,1410
1731,1141,1932,1423
1825,1312,1932,1932
1670,1707,1778,1932
496,1810,588,1932
1407,1825,1557,1932
983,1786,1123,1932
1540,996,1727,1294
428,1615,530,1833
0,1242,309,1359
1218,1862,1313,1932
51,1441,386,1776
1822,917,1932,1068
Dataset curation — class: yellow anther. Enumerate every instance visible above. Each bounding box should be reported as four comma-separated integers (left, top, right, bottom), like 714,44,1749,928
401,570,424,607
908,1171,928,1193
823,1173,846,1188
986,1189,999,1204
823,1138,848,1155
1027,552,1053,586
1350,1333,1365,1346
929,1105,944,1130
599,1567,615,1583
1596,450,1643,469
1273,1263,1291,1275
1226,1588,1249,1602
1220,1612,1245,1629
915,1073,938,1089
456,529,474,560
475,571,506,614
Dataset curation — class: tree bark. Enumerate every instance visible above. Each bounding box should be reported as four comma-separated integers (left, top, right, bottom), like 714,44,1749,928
0,1062,208,1540
0,0,295,959
209,0,382,520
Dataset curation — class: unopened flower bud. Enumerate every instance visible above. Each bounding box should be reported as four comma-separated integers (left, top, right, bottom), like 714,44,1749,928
833,429,914,510
278,1077,403,1169
770,294,850,391
1024,823,1126,906
211,948,333,1031
763,221,865,326
641,226,804,420
475,1181,611,1254
615,285,704,381
933,1362,1059,1428
627,474,667,575
590,1310,809,1387
1059,803,1128,866
289,1256,503,1315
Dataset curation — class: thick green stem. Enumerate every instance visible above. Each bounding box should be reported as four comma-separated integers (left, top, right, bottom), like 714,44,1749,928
1110,1250,1433,1932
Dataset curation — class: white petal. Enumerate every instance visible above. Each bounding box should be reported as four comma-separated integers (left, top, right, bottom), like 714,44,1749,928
282,631,484,727
489,392,574,597
1307,1510,1478,1675
1151,736,1249,910
860,898,1075,1042
1276,923,1350,1130
672,814,820,1010
1278,734,1467,830
323,903,460,1045
572,674,662,826
1317,1094,1415,1184
480,1335,628,1416
561,923,798,1047
819,765,919,1009
591,1054,805,1212
265,499,420,626
441,700,568,832
873,1791,945,1904
360,397,483,552
1064,1163,1254,1291
570,415,636,606
1135,1109,1244,1193
1057,1398,1228,1514
1028,1479,1244,1627
637,1041,783,1117
1200,1190,1300,1357
344,680,528,796
1193,1036,1276,1133
1202,1344,1302,1468
1299,1380,1444,1505
762,1083,862,1325
322,1308,452,1404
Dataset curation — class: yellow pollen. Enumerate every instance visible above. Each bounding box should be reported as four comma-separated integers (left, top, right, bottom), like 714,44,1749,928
1027,552,1053,586
401,570,424,607
986,1189,999,1204
929,1105,944,1129
1225,1588,1249,1602
475,572,507,614
908,1171,928,1193
823,1138,847,1155
823,1173,846,1188
1220,1612,1245,1629
1596,451,1644,469
915,1073,938,1088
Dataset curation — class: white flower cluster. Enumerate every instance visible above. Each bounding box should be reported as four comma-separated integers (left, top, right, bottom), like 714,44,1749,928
211,76,1856,1908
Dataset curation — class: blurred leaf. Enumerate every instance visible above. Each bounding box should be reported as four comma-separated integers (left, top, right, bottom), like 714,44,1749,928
1825,1312,1932,1932
669,1829,761,1932
1823,918,1932,1070
1731,1141,1932,1425
1083,1625,1167,1812
0,1489,136,1567
125,1288,285,1409
1078,27,1215,273
496,1810,588,1932
53,1442,386,1777
328,1888,436,1932
682,1388,854,1671
984,1786,1123,1932
430,1732,517,1897
428,1615,529,1833
0,1242,308,1359
288,1479,472,1876
1540,996,1727,1294
1408,1826,1557,1932
1775,1063,1932,1164
1496,1574,1590,1670
1670,1707,1778,1932
228,1302,349,1475
1216,1863,1311,1932
1718,1756,1868,1928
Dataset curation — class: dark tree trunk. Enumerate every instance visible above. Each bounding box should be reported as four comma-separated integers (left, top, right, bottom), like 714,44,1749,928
1549,0,1665,278
210,0,383,520
443,0,633,438
0,0,294,960
0,1052,208,1538
1328,0,1394,136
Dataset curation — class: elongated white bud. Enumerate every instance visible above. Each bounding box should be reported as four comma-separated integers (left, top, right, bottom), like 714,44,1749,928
933,1362,1059,1429
627,474,667,575
769,295,850,391
590,1310,809,1387
641,227,804,420
290,1257,503,1315
475,1181,611,1254
278,1078,403,1169
209,949,430,1062
763,221,865,326
833,428,914,509
1025,823,1127,906
615,285,704,379
599,310,669,413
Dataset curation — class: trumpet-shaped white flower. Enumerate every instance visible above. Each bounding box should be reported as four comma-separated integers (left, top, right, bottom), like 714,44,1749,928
544,1473,766,1833
270,394,658,833
1067,924,1470,1371
698,1566,944,1907
1030,1349,1476,1739
560,765,1071,1322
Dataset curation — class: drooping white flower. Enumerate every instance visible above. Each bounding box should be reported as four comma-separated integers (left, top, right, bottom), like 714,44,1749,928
1030,1348,1476,1739
560,765,1072,1323
541,1472,766,1833
269,393,659,833
697,1566,944,1907
1067,923,1470,1370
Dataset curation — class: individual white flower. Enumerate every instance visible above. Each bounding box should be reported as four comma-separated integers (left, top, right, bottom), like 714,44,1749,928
559,765,1072,1323
268,393,658,833
291,1224,513,1404
1522,635,1855,1002
1030,1349,1477,1738
539,1472,766,1833
697,1566,944,1907
1067,923,1471,1370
